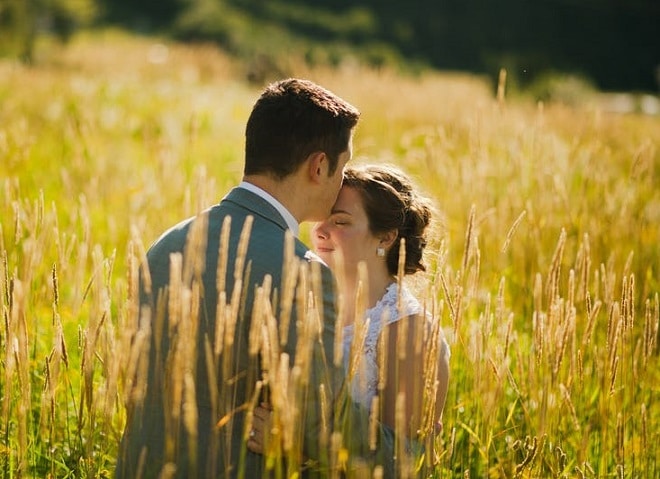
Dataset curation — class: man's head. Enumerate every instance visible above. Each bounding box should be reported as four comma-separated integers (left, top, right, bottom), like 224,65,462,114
244,78,360,179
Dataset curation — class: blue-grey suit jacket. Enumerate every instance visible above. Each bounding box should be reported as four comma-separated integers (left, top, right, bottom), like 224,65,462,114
116,188,395,478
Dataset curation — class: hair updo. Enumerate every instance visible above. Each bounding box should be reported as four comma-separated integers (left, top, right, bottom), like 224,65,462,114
342,164,433,276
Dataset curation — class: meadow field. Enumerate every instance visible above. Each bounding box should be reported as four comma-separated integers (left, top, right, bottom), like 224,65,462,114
0,31,658,478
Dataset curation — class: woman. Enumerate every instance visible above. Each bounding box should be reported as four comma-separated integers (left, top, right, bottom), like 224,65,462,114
249,164,450,452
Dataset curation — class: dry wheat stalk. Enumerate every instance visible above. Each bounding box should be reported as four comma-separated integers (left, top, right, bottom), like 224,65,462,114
278,230,296,347
294,289,317,386
577,348,584,388
248,281,268,358
439,270,457,331
607,302,623,385
394,392,411,478
419,303,442,439
581,296,601,348
319,383,330,450
377,314,389,395
12,279,29,474
546,228,567,305
559,383,580,432
183,371,199,471
368,395,379,452
576,233,591,302
215,216,231,295
642,294,659,364
462,206,476,274
233,216,254,283
501,210,526,254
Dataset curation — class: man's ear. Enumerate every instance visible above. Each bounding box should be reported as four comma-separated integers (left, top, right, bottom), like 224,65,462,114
379,229,399,251
306,151,328,184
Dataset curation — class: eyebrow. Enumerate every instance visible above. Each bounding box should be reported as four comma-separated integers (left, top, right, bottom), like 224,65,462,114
330,208,352,215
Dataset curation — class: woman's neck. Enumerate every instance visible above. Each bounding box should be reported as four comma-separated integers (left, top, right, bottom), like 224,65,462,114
341,268,396,327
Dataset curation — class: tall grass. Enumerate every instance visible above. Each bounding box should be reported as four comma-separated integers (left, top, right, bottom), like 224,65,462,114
0,30,658,477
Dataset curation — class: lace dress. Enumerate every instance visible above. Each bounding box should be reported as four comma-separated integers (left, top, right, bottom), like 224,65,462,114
342,283,449,411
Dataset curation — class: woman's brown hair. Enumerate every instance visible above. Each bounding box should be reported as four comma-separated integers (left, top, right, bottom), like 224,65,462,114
342,164,433,276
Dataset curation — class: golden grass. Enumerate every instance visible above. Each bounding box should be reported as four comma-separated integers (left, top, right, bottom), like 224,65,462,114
0,29,658,477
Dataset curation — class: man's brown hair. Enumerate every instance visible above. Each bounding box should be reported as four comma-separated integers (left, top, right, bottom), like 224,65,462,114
245,78,360,178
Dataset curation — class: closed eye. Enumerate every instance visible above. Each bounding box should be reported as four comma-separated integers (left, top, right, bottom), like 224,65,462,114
329,211,351,226
332,215,351,226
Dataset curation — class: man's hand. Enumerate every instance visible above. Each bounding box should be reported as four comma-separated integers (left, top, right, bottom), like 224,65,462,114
247,402,273,455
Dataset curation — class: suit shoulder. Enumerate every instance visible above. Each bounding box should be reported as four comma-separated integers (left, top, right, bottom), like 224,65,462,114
149,217,193,254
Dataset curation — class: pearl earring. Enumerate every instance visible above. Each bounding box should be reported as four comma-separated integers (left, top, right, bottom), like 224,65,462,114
377,247,385,257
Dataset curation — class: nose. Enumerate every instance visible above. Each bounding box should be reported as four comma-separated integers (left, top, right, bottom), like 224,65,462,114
313,222,329,239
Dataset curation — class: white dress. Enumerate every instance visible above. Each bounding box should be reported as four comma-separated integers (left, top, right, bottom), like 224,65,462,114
342,283,450,411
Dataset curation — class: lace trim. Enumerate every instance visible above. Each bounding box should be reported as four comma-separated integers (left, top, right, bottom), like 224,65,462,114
342,283,422,409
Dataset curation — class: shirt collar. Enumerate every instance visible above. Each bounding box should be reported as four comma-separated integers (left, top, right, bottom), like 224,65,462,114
238,181,300,237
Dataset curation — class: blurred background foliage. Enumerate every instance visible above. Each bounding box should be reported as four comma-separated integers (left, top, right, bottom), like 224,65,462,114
1,0,658,93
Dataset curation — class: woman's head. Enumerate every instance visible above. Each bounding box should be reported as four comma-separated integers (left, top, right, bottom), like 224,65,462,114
312,164,433,276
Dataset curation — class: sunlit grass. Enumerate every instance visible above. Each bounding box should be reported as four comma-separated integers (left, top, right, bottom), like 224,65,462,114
0,30,658,478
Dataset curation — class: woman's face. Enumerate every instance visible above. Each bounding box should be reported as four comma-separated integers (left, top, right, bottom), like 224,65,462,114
312,186,381,272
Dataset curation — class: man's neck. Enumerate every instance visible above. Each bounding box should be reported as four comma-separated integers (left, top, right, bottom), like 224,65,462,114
242,174,302,223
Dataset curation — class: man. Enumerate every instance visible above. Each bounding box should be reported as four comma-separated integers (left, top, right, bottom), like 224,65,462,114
116,79,395,478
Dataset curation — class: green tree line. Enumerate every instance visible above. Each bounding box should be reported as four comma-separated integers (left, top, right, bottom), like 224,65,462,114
0,0,96,60
2,0,658,91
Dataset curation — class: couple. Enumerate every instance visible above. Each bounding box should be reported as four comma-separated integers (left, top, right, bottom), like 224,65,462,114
116,78,449,478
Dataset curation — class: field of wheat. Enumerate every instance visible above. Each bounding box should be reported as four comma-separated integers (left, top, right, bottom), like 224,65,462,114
0,30,658,478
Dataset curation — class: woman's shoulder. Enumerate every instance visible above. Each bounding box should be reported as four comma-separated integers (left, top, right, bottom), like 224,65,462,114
368,283,422,325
